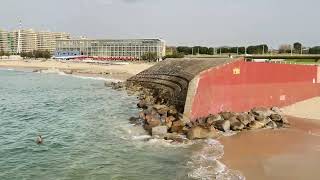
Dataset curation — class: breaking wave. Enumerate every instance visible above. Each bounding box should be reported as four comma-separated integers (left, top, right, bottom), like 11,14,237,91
187,139,245,180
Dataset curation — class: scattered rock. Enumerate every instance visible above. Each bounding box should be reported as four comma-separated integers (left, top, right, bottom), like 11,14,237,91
281,116,290,125
213,120,231,132
187,126,219,140
153,104,169,115
269,114,282,122
170,120,185,133
105,81,125,90
230,121,245,131
164,133,184,142
266,121,278,129
129,117,142,125
271,107,283,115
219,112,236,120
63,70,73,74
167,106,178,116
251,107,273,117
236,113,253,126
137,100,148,109
164,116,175,129
248,121,265,130
206,114,223,125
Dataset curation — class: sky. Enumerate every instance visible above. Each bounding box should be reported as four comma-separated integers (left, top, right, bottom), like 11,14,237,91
1,0,319,48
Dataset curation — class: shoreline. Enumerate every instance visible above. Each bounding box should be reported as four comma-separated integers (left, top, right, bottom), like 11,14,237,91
0,59,154,81
220,116,320,180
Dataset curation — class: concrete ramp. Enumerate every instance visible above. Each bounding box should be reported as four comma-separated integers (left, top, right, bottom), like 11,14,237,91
127,58,233,112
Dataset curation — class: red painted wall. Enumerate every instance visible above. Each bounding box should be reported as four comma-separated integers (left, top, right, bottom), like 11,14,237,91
190,59,320,119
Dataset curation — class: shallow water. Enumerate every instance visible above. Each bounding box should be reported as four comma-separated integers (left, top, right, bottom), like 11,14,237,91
0,69,243,180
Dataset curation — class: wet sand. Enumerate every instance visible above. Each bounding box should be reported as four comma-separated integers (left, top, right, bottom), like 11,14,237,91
0,59,154,81
220,116,320,180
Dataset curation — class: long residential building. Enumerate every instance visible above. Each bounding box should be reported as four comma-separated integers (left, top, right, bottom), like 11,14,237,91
0,28,70,54
55,39,166,60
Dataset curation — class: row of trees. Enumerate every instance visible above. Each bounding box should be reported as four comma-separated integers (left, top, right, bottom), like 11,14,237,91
176,44,269,55
173,43,320,56
20,50,51,59
309,46,320,54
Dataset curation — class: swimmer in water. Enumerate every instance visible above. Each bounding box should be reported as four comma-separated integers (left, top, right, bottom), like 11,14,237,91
36,135,43,144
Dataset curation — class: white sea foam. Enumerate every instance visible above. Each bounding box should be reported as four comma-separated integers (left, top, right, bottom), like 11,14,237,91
187,139,246,180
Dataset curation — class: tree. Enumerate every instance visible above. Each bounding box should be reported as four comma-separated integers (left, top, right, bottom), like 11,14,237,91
309,46,320,54
293,42,302,54
177,46,192,55
279,44,291,53
43,50,51,59
141,52,158,61
247,44,268,54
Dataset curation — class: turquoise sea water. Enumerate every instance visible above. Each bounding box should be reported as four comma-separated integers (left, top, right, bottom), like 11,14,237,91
0,68,245,180
0,69,196,180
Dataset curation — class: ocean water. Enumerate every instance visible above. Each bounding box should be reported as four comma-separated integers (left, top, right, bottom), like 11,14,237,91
0,68,243,180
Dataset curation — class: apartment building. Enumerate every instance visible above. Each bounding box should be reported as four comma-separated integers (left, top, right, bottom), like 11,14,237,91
0,28,70,54
56,39,166,60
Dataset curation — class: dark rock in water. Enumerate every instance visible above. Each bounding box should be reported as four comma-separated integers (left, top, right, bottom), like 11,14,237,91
187,126,219,140
170,120,184,133
129,117,143,125
213,120,231,132
164,133,184,142
63,70,73,74
144,114,161,132
105,81,125,90
219,112,236,120
231,121,245,131
269,114,282,122
152,126,168,137
33,69,41,73
137,100,148,109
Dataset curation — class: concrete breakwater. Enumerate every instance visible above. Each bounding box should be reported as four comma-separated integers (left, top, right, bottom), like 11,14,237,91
127,57,320,120
126,58,234,113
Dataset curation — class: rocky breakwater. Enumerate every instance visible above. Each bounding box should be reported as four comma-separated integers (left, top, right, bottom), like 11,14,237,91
106,81,289,142
128,89,289,142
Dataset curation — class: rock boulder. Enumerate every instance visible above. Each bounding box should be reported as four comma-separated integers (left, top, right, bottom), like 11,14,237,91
187,126,219,140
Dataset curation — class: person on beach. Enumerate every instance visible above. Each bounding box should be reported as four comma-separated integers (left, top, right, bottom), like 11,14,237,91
36,135,43,144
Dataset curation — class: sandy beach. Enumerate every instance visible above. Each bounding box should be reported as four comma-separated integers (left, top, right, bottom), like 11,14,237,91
220,97,320,180
220,117,320,180
0,59,154,81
